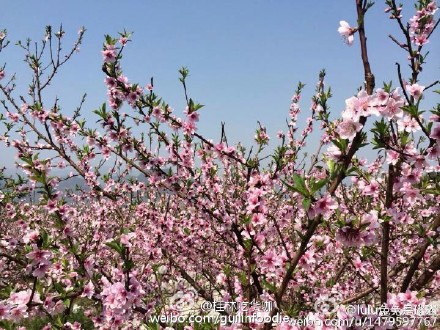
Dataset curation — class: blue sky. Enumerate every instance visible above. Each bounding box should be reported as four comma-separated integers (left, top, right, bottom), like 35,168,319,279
1,1,439,169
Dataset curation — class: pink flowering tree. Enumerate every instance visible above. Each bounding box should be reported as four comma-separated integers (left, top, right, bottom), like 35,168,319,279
0,0,439,329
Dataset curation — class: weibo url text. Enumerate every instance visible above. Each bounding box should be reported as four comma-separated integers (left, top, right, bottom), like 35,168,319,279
149,314,438,327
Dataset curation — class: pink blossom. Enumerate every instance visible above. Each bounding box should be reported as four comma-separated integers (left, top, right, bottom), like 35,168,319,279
427,1,438,14
7,112,19,123
375,88,389,103
251,213,266,226
382,97,404,119
338,21,356,45
1,24,439,328
82,281,95,299
413,34,429,45
117,74,129,85
9,305,28,322
400,182,420,204
413,155,428,172
405,83,425,100
126,91,138,105
9,289,41,306
0,303,9,320
363,180,380,197
152,106,162,118
427,145,440,159
102,49,117,63
430,124,440,140
402,164,422,184
354,256,366,272
342,90,376,121
216,273,227,284
261,250,282,270
386,150,400,165
45,199,58,213
388,291,420,309
397,115,420,133
183,120,197,135
409,5,436,46
336,226,363,247
120,232,136,247
309,194,338,219
276,131,285,139
22,230,40,244
32,261,51,278
299,249,316,270
362,210,380,230
104,77,117,88
26,249,52,265
187,111,200,123
337,119,363,140
356,90,378,117
246,188,263,213
255,129,270,145
325,144,343,161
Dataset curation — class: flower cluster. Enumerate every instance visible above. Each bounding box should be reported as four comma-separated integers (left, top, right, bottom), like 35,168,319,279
26,248,52,278
0,3,438,329
98,275,145,327
409,1,438,45
336,211,380,248
0,290,42,322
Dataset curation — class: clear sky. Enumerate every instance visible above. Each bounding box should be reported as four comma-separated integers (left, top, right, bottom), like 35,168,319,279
1,1,439,170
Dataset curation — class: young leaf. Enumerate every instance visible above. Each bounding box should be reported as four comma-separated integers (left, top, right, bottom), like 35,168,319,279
105,240,124,255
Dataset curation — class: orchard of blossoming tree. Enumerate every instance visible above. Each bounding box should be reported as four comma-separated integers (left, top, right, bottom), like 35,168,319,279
0,0,439,329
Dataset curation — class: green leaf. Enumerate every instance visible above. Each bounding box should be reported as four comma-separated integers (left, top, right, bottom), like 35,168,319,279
240,215,251,225
310,178,328,193
383,81,393,93
192,102,204,112
152,264,160,273
179,66,189,82
30,174,45,184
261,278,277,292
331,139,348,153
53,281,65,294
0,320,13,330
243,239,252,252
401,104,419,116
54,315,64,327
295,229,305,240
292,174,307,190
302,198,312,211
326,159,336,176
41,230,49,248
105,240,124,255
124,259,135,271
422,188,440,195
283,173,310,197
